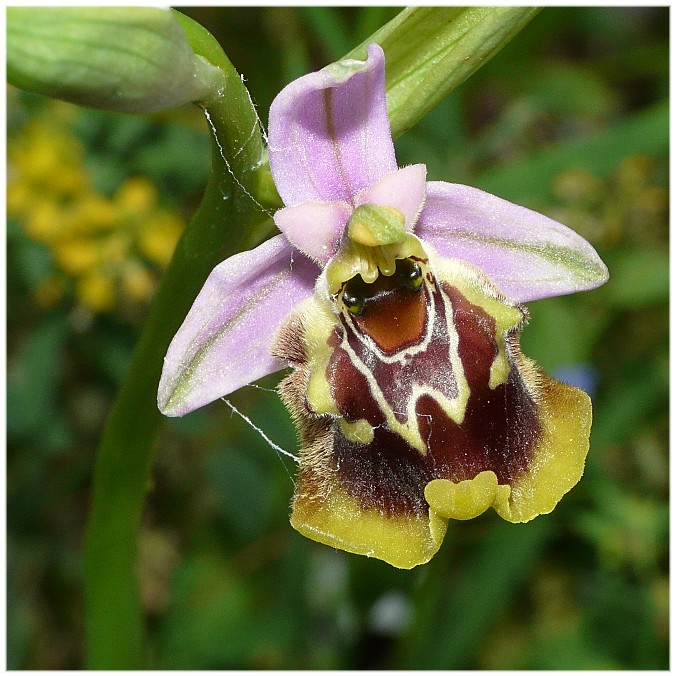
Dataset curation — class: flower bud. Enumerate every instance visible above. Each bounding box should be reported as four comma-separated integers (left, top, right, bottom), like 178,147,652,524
7,7,224,113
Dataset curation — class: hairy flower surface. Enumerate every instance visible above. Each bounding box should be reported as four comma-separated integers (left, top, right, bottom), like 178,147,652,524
158,45,608,568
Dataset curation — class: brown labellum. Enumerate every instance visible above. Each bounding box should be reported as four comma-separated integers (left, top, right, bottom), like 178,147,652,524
272,246,591,568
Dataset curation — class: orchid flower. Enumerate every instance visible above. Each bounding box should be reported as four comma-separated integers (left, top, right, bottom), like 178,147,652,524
158,44,608,569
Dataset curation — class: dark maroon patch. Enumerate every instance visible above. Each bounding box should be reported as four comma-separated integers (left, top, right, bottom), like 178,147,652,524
337,282,460,425
416,368,539,486
328,329,387,428
325,275,541,515
332,424,435,515
444,283,498,387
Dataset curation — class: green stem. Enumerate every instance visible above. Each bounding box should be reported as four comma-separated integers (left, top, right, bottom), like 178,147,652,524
83,13,264,669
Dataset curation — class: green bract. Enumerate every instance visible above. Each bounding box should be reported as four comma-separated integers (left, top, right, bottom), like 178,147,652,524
7,7,224,113
345,7,541,137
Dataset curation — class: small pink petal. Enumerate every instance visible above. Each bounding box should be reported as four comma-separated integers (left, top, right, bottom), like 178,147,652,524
158,235,319,416
274,200,352,265
268,44,396,206
356,164,427,231
417,182,609,302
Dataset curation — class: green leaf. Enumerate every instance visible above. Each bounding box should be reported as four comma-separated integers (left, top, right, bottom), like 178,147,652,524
159,552,261,668
7,226,54,291
300,7,352,61
397,518,549,668
590,358,668,449
206,448,273,540
520,297,608,371
345,7,542,138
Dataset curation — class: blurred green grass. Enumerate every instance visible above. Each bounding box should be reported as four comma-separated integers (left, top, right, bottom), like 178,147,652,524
7,7,668,669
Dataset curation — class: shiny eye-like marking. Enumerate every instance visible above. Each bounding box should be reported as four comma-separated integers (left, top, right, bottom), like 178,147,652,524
341,287,365,315
339,257,424,316
401,258,423,290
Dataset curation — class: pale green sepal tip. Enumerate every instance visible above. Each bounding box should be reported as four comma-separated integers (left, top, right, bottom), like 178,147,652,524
325,56,370,82
7,7,225,113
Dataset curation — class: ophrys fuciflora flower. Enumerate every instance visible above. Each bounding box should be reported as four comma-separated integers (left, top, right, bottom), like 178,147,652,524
158,45,608,568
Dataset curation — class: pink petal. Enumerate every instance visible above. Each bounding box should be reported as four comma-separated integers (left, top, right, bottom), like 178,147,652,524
268,43,396,207
273,200,352,265
416,182,609,302
158,235,319,416
356,164,427,231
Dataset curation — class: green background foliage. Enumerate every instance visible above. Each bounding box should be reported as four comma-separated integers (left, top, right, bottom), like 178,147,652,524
7,7,668,669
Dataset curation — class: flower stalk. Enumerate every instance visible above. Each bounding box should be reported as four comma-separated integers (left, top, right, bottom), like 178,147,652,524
83,11,265,668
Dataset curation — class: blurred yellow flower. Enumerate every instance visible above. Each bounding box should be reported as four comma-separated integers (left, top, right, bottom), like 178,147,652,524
138,212,184,267
548,154,667,248
115,176,158,215
53,238,100,276
7,98,187,315
24,199,64,242
70,195,121,234
76,271,117,313
122,263,156,303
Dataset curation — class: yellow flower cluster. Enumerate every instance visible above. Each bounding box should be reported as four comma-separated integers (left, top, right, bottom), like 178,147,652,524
8,101,185,314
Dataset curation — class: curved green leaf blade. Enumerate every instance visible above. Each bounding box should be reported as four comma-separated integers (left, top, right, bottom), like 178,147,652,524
345,7,541,137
